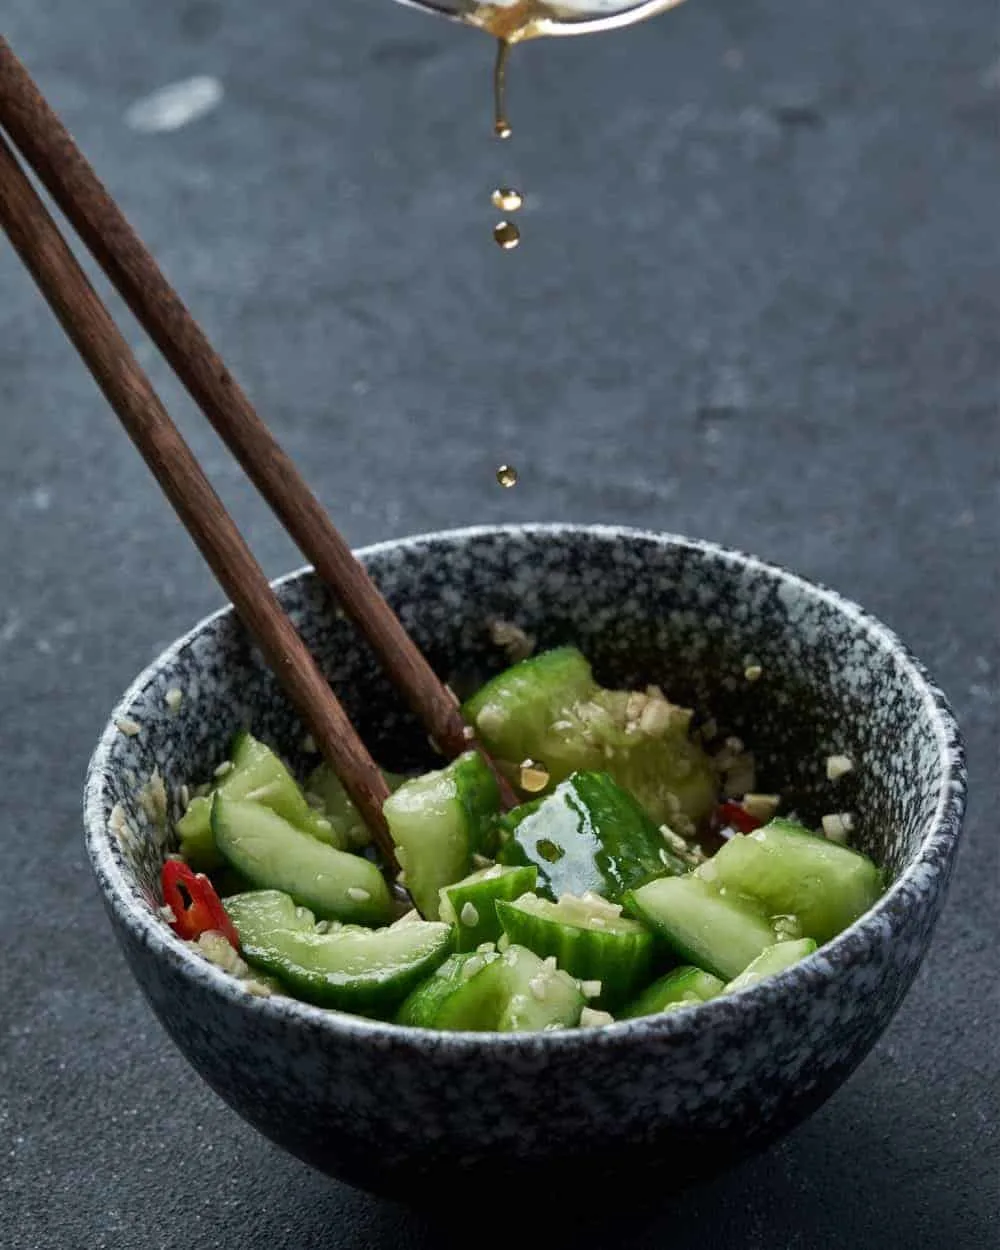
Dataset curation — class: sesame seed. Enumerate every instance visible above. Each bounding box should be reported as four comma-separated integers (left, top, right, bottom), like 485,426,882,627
164,687,183,712
580,980,602,999
460,902,480,927
347,887,372,903
744,663,763,683
826,754,854,781
742,793,780,822
115,716,142,737
178,783,190,810
213,760,234,779
528,975,549,1001
579,1007,615,1029
659,824,689,854
821,812,855,844
476,707,506,736
639,699,672,736
471,853,493,869
462,725,476,741
314,818,333,834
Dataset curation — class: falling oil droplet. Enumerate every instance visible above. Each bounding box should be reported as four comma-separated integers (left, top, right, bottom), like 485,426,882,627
519,758,550,792
492,187,523,213
494,220,520,250
493,39,512,139
496,464,518,488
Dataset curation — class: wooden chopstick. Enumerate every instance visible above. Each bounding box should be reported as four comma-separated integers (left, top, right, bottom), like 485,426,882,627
0,129,400,872
0,38,517,810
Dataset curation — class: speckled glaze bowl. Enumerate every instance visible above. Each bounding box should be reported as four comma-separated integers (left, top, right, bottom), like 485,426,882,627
84,525,966,1203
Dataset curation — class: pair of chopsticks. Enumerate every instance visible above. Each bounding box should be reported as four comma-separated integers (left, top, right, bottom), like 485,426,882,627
0,39,517,871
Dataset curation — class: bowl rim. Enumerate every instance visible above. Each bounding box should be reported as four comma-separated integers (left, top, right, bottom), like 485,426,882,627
84,522,967,1049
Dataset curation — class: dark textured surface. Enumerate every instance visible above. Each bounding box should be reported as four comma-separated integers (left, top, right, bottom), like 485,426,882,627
0,0,996,1246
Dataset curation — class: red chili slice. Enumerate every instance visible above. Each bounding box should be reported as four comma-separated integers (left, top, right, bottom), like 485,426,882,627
161,859,240,950
716,801,764,835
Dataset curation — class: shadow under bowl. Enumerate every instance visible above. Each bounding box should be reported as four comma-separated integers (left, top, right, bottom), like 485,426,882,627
83,524,966,1203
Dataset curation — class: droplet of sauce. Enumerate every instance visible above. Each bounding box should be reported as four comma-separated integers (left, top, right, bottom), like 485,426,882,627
493,39,512,140
491,187,523,213
519,758,550,792
493,220,521,250
496,463,519,488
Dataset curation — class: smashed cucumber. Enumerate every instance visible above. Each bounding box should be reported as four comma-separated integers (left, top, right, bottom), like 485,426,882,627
211,795,393,926
397,943,584,1032
439,864,538,951
225,890,452,1015
496,771,677,902
307,762,408,850
723,938,817,994
177,732,343,870
496,892,654,1009
626,875,778,982
383,751,500,920
702,819,884,943
396,951,504,1029
462,646,716,828
621,966,726,1018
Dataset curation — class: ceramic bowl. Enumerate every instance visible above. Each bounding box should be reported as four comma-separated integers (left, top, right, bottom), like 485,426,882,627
83,525,966,1202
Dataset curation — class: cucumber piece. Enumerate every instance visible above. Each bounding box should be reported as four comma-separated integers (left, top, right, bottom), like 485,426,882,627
462,646,717,829
383,751,501,920
703,819,884,943
496,771,674,902
439,864,538,951
462,646,598,772
625,875,777,982
177,732,344,870
211,795,393,926
396,944,583,1032
723,938,817,994
307,763,408,850
176,796,220,871
396,951,505,1028
621,966,725,1019
497,944,585,1032
496,892,654,1009
225,890,453,1016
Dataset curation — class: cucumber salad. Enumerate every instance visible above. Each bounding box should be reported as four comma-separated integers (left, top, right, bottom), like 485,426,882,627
159,646,883,1032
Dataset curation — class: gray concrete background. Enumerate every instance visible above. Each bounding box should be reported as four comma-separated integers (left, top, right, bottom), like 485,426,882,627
1,0,997,1245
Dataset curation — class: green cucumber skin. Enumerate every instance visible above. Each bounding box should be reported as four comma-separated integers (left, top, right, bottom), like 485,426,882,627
306,763,407,850
462,646,717,828
397,944,583,1033
225,891,453,1016
625,875,778,982
440,865,538,952
724,938,817,994
177,733,345,870
211,795,393,926
621,966,725,1018
461,647,597,769
497,946,585,1032
497,771,673,903
496,899,654,1009
384,751,501,920
396,952,505,1029
706,819,884,943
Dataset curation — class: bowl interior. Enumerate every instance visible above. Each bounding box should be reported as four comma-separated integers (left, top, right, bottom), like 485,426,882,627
90,525,958,934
